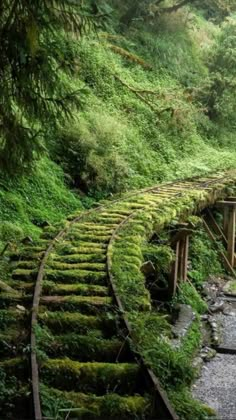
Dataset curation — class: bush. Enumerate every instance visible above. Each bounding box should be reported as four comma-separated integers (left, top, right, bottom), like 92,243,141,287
55,110,130,194
189,228,223,287
0,222,24,244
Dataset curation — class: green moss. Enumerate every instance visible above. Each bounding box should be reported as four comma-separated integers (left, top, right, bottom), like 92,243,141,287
0,293,29,309
12,269,37,281
143,244,174,272
42,281,109,296
71,224,114,233
11,251,45,261
189,228,224,286
96,216,125,224
52,253,106,263
46,261,107,272
13,260,38,269
42,359,140,394
41,295,112,314
174,282,208,314
41,385,151,419
226,280,236,293
0,309,26,330
67,233,111,243
45,269,107,284
65,241,107,250
0,370,30,419
40,231,58,240
168,387,215,420
0,328,28,357
0,357,27,377
38,311,116,336
55,243,107,256
39,330,123,362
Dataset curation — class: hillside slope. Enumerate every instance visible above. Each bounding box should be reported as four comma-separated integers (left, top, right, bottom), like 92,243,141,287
53,5,236,194
1,2,236,250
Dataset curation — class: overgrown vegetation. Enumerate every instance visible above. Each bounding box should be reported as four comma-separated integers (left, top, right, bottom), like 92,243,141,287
0,159,81,279
189,225,224,286
109,181,234,418
52,2,236,194
1,1,236,419
2,1,236,246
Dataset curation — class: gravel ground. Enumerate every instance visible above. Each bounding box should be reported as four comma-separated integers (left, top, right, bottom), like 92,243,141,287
192,354,236,419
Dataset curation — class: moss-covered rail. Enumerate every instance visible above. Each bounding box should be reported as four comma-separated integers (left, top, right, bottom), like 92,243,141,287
1,171,236,419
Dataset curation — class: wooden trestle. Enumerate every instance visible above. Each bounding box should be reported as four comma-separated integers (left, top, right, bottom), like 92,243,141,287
169,198,236,297
168,223,195,296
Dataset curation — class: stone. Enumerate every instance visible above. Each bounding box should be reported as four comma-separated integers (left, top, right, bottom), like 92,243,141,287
209,300,225,313
16,305,26,312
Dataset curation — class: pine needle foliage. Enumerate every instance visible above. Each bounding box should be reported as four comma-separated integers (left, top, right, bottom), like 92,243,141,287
0,1,99,172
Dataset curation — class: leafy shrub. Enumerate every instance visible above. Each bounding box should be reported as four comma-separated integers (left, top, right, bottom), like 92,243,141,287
202,18,236,128
189,228,223,286
0,222,24,244
55,110,130,193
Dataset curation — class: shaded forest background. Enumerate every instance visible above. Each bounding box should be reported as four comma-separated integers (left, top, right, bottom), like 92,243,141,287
1,0,236,247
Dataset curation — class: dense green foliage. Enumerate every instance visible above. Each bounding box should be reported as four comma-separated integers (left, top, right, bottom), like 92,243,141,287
1,0,236,243
52,1,236,193
0,3,236,419
189,226,224,286
0,159,81,252
0,0,99,172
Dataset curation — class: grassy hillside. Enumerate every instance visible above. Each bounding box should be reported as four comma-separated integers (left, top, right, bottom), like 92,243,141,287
1,3,236,253
53,6,236,194
0,159,81,253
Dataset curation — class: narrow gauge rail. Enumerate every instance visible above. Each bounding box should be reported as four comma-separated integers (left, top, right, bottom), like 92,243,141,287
1,172,236,419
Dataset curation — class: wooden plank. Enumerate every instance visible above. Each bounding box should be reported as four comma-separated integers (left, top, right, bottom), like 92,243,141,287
226,197,236,201
216,201,236,207
169,241,180,297
214,346,236,355
227,206,236,267
171,228,192,246
183,235,189,282
223,206,229,238
178,240,184,281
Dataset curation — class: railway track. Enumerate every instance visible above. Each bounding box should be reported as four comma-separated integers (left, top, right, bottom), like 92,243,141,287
1,172,236,419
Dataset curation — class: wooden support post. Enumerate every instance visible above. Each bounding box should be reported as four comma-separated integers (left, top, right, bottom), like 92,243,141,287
178,239,185,282
168,223,194,297
227,206,236,268
178,236,189,282
223,206,229,238
183,235,189,282
169,241,180,297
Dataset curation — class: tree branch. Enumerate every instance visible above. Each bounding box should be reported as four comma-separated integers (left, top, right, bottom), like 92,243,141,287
162,0,195,14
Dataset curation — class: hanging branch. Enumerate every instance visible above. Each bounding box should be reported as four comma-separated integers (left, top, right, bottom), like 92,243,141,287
113,74,159,113
162,0,195,14
113,74,175,116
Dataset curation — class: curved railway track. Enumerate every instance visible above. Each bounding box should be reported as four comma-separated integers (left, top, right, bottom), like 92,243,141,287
1,172,236,419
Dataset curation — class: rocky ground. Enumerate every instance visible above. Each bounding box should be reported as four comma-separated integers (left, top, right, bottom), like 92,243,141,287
193,353,236,419
192,276,236,419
